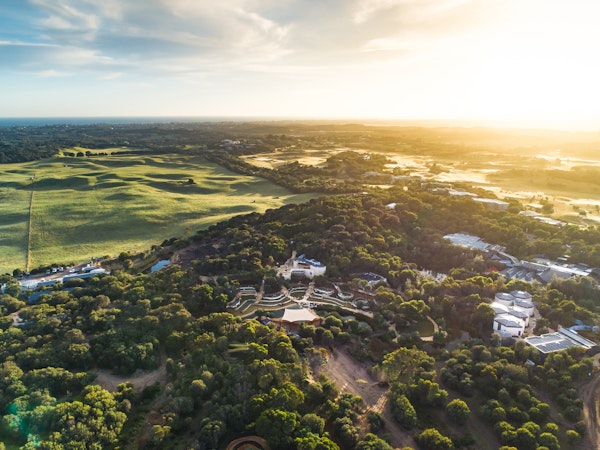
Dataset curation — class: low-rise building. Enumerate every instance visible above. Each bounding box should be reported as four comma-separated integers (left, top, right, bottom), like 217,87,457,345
272,307,322,331
525,327,597,354
513,298,535,317
494,292,514,306
494,316,525,338
284,254,326,279
473,198,510,210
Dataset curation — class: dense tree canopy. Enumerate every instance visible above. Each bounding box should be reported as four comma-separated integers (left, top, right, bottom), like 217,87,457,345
1,124,600,449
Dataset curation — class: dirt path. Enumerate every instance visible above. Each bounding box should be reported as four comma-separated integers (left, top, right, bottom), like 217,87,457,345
317,346,416,449
94,350,167,392
581,369,600,450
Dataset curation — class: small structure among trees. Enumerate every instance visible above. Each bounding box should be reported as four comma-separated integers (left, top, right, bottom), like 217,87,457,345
273,307,322,332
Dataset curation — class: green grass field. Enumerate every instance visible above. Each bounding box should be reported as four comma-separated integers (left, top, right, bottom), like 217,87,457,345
0,149,318,273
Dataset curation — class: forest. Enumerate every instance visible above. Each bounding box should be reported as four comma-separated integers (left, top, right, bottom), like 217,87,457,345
1,122,600,449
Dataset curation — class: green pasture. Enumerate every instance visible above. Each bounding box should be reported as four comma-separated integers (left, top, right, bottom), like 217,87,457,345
0,150,318,273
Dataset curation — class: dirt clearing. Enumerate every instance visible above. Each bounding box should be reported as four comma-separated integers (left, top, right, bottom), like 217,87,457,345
315,346,416,449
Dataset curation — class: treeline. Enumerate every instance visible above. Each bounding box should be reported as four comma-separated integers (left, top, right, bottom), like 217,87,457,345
0,122,320,164
204,149,392,194
5,120,598,165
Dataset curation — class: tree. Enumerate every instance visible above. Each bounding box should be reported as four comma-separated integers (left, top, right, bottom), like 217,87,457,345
446,398,470,425
356,433,394,450
255,408,299,449
333,417,359,449
390,393,417,429
300,413,325,435
295,433,340,450
367,410,384,433
37,386,126,449
566,429,581,445
515,427,536,450
150,424,171,446
473,302,495,337
538,432,560,450
416,428,454,450
198,419,225,448
380,347,434,383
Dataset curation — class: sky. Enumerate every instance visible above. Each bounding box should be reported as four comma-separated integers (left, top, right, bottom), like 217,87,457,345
2,0,600,130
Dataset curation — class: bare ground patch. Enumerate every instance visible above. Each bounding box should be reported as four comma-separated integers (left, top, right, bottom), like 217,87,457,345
94,351,167,392
315,345,416,449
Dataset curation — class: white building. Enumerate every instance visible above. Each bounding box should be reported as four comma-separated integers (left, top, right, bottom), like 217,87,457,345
494,316,525,338
284,254,326,280
491,291,535,336
490,301,510,315
443,233,492,251
513,299,535,317
494,292,515,306
473,198,510,210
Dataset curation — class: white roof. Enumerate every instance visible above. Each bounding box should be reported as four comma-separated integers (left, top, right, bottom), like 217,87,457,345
490,301,509,313
473,198,509,206
494,317,522,328
443,233,490,251
281,308,319,323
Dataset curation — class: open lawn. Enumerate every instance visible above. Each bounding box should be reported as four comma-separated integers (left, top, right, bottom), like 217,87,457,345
0,149,318,273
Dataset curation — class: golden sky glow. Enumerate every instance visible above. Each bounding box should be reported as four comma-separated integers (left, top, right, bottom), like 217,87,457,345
1,0,600,129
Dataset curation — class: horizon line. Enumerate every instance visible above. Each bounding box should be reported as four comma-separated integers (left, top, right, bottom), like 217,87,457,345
0,115,598,133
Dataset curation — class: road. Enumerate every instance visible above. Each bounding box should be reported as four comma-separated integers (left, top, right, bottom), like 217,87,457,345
581,369,600,450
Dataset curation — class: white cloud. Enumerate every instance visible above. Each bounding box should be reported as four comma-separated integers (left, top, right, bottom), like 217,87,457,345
31,0,100,41
353,0,400,24
98,72,122,80
361,37,406,52
35,69,71,77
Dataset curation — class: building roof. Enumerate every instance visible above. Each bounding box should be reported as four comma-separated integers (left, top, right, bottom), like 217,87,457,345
507,309,529,319
510,290,532,300
525,327,596,354
495,292,514,302
490,301,509,313
538,268,572,284
443,233,491,251
494,317,522,328
533,216,565,227
280,308,320,323
448,189,478,197
473,198,509,207
519,210,541,217
525,334,575,353
558,327,596,349
514,299,534,309
296,254,325,268
356,272,387,283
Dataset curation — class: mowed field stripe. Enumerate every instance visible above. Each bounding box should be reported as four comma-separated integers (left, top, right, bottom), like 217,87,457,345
25,174,35,272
